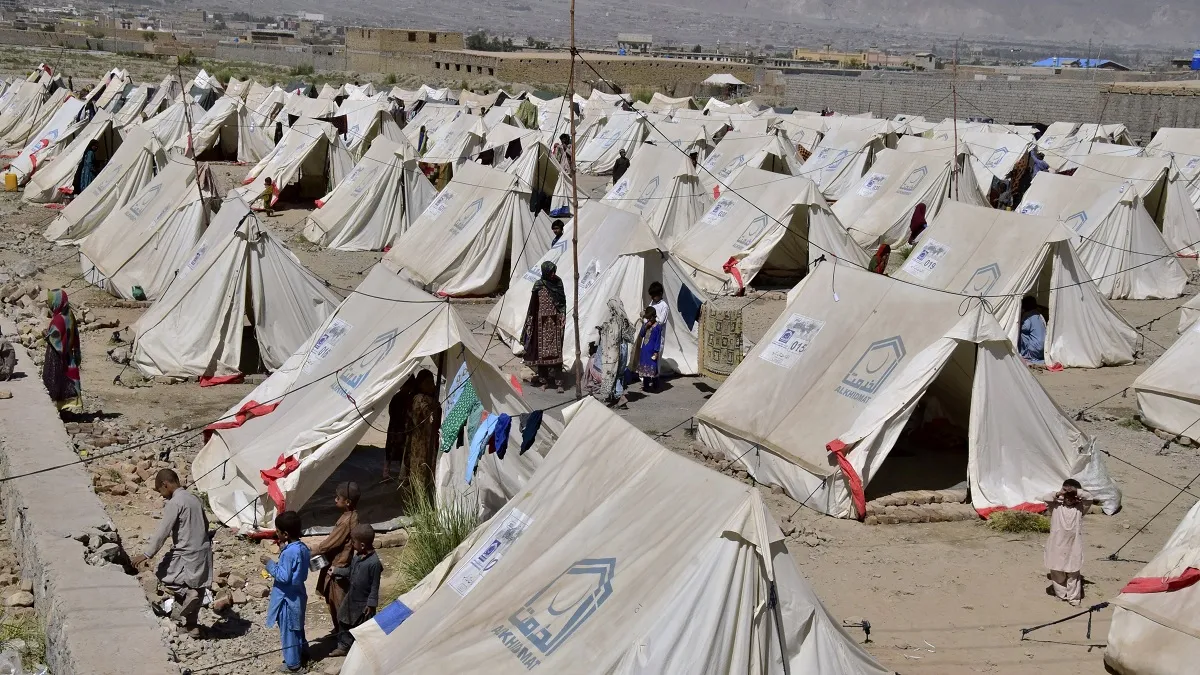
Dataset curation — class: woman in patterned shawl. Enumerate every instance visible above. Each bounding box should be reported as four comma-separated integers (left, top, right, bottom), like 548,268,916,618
44,289,82,412
521,261,566,393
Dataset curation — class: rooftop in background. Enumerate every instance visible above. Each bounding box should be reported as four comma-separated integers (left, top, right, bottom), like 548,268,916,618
617,33,652,44
1031,57,1130,71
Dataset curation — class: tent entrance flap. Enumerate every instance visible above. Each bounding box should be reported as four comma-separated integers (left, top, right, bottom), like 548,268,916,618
757,209,811,286
862,341,975,502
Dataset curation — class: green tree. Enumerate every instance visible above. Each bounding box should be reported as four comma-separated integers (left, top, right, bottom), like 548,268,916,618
692,44,702,53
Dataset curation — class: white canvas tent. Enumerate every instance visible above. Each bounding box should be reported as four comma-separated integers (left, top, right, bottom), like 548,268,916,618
43,126,163,244
341,397,891,675
698,131,802,194
489,202,703,374
191,263,558,532
1180,293,1200,333
1145,127,1200,210
797,129,884,201
0,88,72,150
601,142,710,245
576,110,646,175
78,161,215,300
132,195,344,380
833,149,955,249
237,118,351,205
893,201,1138,368
417,112,485,167
176,95,274,163
1106,499,1200,675
1072,155,1200,269
697,260,1122,518
647,92,696,112
23,110,121,203
959,132,1035,205
337,95,404,159
383,162,551,296
1019,173,1188,300
111,83,151,129
280,93,336,120
1133,323,1200,438
139,98,195,147
303,137,437,251
6,96,84,183
672,167,869,295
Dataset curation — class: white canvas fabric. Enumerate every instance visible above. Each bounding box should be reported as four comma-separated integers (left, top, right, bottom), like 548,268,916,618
601,142,710,245
111,84,151,129
960,132,1035,203
336,95,394,158
383,162,550,296
1180,293,1200,333
317,83,339,100
142,75,181,120
419,112,485,166
23,110,119,203
225,78,250,100
673,167,869,294
641,117,713,159
175,95,274,163
798,129,883,201
342,397,890,675
0,81,54,140
78,161,214,300
1146,127,1200,211
834,149,955,249
893,201,1137,368
133,195,343,378
698,132,802,194
236,118,340,203
1019,173,1188,300
1106,500,1200,675
576,110,646,175
0,88,71,149
281,93,336,120
7,96,85,183
304,137,437,251
1134,323,1200,437
776,115,827,153
43,126,163,243
139,98,193,147
1072,155,1200,268
647,92,697,111
698,260,1121,518
192,264,556,531
488,202,702,374
406,104,468,144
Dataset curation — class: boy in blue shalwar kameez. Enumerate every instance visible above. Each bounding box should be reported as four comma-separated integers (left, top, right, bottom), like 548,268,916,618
262,510,311,673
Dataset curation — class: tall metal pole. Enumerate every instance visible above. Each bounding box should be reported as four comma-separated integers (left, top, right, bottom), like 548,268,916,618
566,0,582,397
952,37,960,200
175,59,210,225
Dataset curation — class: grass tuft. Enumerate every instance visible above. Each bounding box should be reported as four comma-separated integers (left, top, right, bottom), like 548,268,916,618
393,477,479,596
0,613,46,670
1117,416,1146,431
985,510,1050,534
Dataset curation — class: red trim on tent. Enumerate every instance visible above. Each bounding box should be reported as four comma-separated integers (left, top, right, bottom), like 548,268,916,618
510,375,523,395
203,400,280,441
314,199,325,208
260,454,300,514
199,373,245,387
722,257,745,293
42,203,64,210
827,440,866,520
241,176,255,185
976,502,1047,518
1121,568,1200,594
57,186,73,195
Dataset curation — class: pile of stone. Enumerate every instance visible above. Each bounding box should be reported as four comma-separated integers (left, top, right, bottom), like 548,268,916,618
863,489,978,525
71,522,126,569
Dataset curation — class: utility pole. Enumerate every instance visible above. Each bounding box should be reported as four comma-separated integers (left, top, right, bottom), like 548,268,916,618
566,0,582,397
175,58,210,225
952,37,960,200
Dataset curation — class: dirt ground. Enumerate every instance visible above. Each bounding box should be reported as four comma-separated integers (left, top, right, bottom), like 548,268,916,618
4,158,1200,675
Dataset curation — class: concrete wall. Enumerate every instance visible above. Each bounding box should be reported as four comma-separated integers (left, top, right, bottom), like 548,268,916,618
783,71,1200,141
0,318,174,675
214,43,347,72
346,27,463,55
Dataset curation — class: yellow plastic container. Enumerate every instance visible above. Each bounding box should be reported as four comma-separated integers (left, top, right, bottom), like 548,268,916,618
3,173,15,192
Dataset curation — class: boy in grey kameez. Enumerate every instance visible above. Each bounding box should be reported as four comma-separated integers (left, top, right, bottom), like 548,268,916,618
132,469,213,636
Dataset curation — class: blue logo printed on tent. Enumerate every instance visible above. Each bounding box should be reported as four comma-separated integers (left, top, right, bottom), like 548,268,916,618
717,154,746,179
896,166,928,195
825,149,850,171
1064,211,1088,232
374,600,413,635
839,337,906,400
509,558,616,657
635,176,660,210
962,263,1002,295
984,148,1009,169
450,198,485,235
333,328,399,394
123,183,163,219
734,214,770,249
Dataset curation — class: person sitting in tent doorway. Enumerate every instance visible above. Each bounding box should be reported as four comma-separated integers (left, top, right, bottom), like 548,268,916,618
1019,296,1047,366
400,370,441,500
384,374,418,480
75,139,99,195
612,148,631,185
1041,479,1093,606
522,261,566,393
257,177,276,217
634,306,665,392
908,204,928,245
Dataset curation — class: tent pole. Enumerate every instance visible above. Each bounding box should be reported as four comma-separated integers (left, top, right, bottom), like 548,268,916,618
952,37,960,201
175,58,209,227
567,0,582,397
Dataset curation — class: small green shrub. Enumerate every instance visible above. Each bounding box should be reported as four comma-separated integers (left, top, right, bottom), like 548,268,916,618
985,510,1050,534
394,476,479,595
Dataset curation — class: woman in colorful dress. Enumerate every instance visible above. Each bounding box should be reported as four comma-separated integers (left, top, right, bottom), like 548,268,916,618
634,306,665,393
521,261,566,392
43,289,82,413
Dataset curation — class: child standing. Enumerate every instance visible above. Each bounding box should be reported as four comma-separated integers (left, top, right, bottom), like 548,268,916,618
1041,479,1093,606
634,306,665,392
262,511,310,673
329,524,384,657
312,482,360,632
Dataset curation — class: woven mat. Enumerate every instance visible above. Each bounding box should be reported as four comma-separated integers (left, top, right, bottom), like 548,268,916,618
698,300,743,381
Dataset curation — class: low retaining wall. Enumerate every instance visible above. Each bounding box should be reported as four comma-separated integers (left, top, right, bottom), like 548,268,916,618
0,317,174,674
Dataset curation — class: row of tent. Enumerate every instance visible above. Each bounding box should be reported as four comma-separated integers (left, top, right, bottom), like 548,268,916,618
14,67,1198,673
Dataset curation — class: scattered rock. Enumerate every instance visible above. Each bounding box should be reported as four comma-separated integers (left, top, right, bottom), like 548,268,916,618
211,592,233,613
1155,429,1176,442
226,573,246,590
17,579,31,593
780,522,797,537
4,591,33,607
375,530,408,549
231,590,248,605
246,583,270,599
0,391,11,400
107,347,130,364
